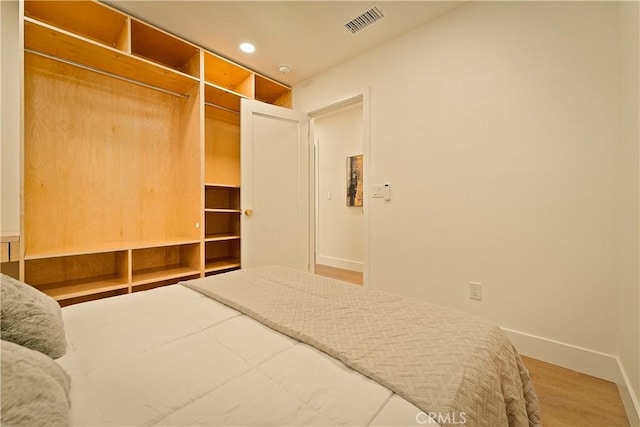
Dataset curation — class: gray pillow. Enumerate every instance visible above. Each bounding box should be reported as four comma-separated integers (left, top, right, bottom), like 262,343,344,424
1,340,71,427
1,274,67,359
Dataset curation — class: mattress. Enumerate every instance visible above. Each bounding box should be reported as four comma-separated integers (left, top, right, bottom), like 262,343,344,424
57,283,434,426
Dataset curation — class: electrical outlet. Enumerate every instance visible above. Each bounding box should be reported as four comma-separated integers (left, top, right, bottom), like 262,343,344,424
470,282,482,301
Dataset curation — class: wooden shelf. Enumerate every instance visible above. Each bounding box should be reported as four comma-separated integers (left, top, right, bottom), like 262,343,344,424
132,243,200,286
205,257,241,273
24,242,202,301
25,251,129,302
205,211,241,237
127,239,201,250
24,239,200,260
131,274,200,293
205,83,243,112
37,277,129,301
131,19,199,78
204,239,240,273
24,18,199,96
204,51,254,98
132,266,200,286
25,0,129,51
205,234,240,242
255,74,292,108
205,209,241,213
205,183,240,189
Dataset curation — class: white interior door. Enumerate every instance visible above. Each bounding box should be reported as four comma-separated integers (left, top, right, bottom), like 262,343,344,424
240,99,310,271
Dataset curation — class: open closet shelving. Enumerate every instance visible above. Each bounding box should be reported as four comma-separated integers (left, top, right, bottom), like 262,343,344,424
21,0,292,305
203,104,242,276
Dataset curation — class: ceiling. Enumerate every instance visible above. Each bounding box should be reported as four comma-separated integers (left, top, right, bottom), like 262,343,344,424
105,1,467,86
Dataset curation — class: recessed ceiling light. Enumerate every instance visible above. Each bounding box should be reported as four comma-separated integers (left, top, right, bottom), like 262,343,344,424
239,42,255,53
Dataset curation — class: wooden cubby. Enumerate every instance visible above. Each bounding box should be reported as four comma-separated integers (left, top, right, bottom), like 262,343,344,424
24,1,130,51
205,83,242,113
205,240,240,274
131,19,200,78
24,18,198,96
255,74,292,108
205,212,241,241
205,186,240,211
132,243,200,287
204,51,254,99
21,0,292,303
25,251,129,302
202,182,242,247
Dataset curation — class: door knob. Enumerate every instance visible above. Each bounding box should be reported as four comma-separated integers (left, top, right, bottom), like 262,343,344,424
244,209,254,217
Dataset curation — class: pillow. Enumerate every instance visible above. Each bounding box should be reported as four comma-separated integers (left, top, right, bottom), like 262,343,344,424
1,274,67,359
1,340,71,427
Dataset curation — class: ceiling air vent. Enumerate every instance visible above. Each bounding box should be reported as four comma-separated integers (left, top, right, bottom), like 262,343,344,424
344,5,385,34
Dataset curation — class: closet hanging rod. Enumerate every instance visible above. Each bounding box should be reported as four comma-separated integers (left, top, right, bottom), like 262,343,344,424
204,102,240,115
25,49,190,99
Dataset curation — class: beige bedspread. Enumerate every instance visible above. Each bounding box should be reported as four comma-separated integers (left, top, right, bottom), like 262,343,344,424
184,266,541,427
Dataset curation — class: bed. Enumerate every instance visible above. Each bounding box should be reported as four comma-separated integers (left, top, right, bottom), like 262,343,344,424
1,266,541,427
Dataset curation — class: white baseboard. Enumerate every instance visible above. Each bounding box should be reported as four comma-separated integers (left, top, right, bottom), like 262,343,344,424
316,255,363,272
617,357,640,426
502,328,640,425
502,328,621,381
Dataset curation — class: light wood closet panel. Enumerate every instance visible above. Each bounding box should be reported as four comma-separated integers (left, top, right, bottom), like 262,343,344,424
205,107,241,186
24,54,200,255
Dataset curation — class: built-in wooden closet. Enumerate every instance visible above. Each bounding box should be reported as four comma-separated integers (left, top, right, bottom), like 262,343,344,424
21,0,291,305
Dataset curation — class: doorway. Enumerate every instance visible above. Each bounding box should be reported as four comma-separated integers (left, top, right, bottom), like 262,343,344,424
311,98,365,286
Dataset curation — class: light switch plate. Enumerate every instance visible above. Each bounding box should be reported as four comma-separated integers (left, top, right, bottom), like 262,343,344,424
372,184,384,198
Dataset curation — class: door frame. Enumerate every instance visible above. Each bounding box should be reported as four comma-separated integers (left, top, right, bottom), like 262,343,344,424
308,89,371,286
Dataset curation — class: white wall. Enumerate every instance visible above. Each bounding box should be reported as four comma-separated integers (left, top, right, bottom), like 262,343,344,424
294,0,637,395
1,0,21,236
314,103,364,272
617,1,640,418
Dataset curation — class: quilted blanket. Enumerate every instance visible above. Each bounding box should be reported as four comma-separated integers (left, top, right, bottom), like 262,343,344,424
185,266,541,427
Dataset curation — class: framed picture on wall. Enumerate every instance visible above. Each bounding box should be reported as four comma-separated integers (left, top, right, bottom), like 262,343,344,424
347,154,363,207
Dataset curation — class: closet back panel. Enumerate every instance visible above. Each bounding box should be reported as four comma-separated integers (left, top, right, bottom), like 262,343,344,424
204,106,240,186
24,54,200,255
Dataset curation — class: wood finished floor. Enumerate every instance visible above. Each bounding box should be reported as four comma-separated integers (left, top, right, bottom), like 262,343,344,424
315,264,363,285
314,264,630,427
521,356,629,427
